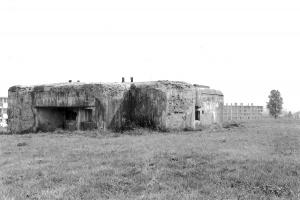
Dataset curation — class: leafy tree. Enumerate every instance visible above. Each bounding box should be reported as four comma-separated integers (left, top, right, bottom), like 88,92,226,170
267,90,283,119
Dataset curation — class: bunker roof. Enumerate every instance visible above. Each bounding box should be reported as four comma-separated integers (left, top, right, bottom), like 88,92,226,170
8,80,223,96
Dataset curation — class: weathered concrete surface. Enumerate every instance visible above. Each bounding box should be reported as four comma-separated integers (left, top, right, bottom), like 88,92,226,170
195,88,224,128
165,84,195,131
122,84,168,130
8,81,224,133
8,82,130,133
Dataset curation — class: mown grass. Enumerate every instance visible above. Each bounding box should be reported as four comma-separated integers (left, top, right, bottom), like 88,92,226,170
1,118,300,199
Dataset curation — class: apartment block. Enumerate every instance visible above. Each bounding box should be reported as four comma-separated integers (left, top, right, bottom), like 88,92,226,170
223,103,263,121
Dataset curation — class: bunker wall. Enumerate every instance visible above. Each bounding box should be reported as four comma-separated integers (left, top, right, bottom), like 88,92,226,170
8,87,36,133
165,88,195,130
8,84,130,133
195,88,224,128
122,85,168,130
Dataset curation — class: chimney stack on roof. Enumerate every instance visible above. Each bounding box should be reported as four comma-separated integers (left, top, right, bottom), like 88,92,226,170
130,77,133,82
122,77,125,83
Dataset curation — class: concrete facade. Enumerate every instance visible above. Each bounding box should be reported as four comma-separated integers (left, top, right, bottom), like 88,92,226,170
223,103,263,121
0,97,8,127
8,81,223,133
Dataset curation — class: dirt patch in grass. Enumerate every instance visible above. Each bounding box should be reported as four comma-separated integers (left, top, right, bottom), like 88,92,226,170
16,142,28,147
223,121,245,130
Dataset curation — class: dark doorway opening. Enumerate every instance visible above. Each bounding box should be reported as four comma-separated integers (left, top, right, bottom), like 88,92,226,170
65,109,77,120
36,107,95,132
36,107,79,131
64,108,78,131
195,106,201,121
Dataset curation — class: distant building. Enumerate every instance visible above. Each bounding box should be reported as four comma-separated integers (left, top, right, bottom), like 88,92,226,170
293,111,300,119
0,97,8,127
223,103,263,121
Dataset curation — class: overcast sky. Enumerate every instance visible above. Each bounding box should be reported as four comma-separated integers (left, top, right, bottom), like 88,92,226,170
1,0,300,111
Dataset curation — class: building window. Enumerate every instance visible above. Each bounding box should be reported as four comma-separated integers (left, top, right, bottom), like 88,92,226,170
195,106,201,121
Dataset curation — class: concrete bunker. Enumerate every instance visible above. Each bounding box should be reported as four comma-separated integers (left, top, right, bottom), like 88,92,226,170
8,81,223,133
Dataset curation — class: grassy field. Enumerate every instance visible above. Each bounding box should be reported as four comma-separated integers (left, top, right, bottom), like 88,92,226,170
1,119,300,200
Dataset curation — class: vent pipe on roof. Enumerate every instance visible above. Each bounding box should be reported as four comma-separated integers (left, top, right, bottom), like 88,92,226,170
130,77,133,82
122,77,125,83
